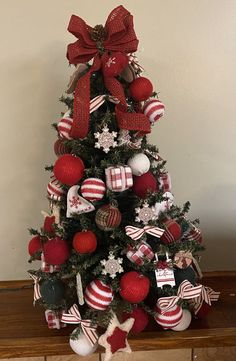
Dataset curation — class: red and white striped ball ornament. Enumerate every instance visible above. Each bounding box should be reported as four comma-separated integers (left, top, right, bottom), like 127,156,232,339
58,110,73,139
154,304,183,329
143,99,165,124
81,178,106,201
84,280,113,310
47,176,65,201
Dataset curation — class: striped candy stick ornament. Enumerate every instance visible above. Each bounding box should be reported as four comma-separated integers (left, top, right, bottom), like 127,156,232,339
84,280,113,310
154,304,183,329
81,178,106,201
143,99,165,124
47,176,66,201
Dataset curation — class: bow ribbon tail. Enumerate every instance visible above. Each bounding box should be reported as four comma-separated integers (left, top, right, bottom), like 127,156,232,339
115,105,151,134
62,304,98,346
28,272,41,305
69,56,102,139
192,285,220,315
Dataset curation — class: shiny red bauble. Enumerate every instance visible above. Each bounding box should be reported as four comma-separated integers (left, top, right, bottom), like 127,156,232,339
160,219,182,243
43,237,70,265
28,236,42,259
129,77,153,102
73,231,97,254
119,271,150,303
122,307,149,333
132,171,158,198
53,154,85,186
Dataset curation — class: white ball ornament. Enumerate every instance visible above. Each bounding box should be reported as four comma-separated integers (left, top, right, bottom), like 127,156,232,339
69,329,98,356
171,309,192,331
127,153,150,176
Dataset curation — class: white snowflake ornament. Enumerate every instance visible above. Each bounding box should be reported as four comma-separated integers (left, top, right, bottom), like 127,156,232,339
135,202,156,224
94,125,117,153
101,252,123,279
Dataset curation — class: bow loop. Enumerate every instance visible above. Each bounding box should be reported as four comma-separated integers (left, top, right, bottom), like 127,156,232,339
125,225,165,241
62,304,98,346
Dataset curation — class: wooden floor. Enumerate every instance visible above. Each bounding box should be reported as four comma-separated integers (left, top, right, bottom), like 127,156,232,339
0,272,236,360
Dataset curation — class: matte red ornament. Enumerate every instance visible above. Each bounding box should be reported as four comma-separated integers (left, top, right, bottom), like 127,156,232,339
53,154,85,186
119,271,150,303
43,215,55,234
129,77,153,102
132,171,158,198
102,52,129,77
160,219,182,244
54,139,70,157
43,237,70,265
28,236,42,259
122,307,149,333
73,230,97,254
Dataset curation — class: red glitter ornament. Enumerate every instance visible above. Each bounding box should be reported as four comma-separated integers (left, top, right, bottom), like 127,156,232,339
129,77,153,102
73,230,97,254
119,271,150,303
102,52,129,77
161,219,182,244
53,154,84,186
132,171,158,198
43,237,70,265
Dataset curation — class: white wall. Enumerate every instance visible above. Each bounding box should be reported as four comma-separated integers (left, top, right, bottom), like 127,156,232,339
0,0,235,280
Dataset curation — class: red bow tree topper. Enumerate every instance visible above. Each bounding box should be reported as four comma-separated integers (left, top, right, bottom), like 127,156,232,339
66,6,151,138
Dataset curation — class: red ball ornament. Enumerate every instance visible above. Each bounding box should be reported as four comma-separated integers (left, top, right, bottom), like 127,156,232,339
84,280,113,310
195,302,211,319
73,230,97,254
43,237,70,265
54,139,70,157
81,178,106,201
102,52,129,77
28,236,42,259
95,204,121,231
154,304,183,329
122,307,149,333
129,77,153,102
119,271,150,303
132,171,158,199
160,219,182,244
43,215,55,234
53,154,85,186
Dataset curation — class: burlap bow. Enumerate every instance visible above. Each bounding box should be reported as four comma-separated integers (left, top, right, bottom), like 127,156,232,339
66,6,150,138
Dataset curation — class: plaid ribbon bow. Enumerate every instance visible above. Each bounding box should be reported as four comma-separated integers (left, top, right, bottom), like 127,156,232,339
61,304,98,346
157,280,203,313
125,225,165,241
191,285,220,315
28,272,41,305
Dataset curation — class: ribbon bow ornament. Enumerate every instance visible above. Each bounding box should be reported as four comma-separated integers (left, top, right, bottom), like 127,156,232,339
66,5,150,138
157,280,203,314
191,285,220,315
61,304,98,346
28,273,41,305
125,225,165,241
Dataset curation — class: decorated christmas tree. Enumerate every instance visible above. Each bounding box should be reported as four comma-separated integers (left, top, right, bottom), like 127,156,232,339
28,6,219,360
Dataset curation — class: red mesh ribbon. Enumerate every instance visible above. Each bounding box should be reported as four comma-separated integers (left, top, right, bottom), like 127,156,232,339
67,6,150,138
